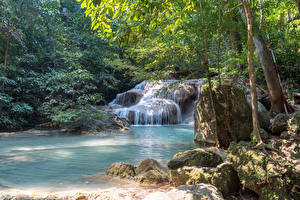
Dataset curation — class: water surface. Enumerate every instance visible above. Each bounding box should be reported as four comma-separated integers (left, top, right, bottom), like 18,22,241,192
0,126,194,190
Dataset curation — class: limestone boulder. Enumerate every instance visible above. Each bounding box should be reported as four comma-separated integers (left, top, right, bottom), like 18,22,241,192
143,184,224,200
270,113,290,135
106,162,135,178
169,162,240,196
194,84,252,148
134,169,169,184
168,148,223,170
194,84,271,148
106,159,169,184
113,90,143,107
227,142,299,200
134,159,169,184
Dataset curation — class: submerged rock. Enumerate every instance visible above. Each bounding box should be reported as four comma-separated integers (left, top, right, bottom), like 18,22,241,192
106,162,136,178
227,141,299,200
143,184,224,200
168,148,223,170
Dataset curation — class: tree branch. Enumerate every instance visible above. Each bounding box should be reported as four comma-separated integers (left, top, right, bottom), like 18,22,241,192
287,15,300,23
228,3,243,13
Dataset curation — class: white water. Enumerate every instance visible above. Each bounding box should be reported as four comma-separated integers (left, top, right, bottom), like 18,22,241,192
110,80,203,125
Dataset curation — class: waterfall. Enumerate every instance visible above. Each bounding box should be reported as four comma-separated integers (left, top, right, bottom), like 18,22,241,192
109,80,203,125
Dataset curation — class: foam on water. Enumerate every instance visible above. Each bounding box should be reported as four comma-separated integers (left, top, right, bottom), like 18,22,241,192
110,80,203,125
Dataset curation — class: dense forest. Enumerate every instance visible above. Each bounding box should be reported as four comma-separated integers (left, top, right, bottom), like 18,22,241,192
1,0,299,132
0,1,300,200
0,0,138,130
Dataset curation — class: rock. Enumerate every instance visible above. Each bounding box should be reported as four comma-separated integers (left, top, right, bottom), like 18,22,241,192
168,148,223,170
143,184,224,200
106,159,169,184
194,84,253,148
227,142,299,200
134,159,169,184
169,162,240,196
106,162,136,178
134,169,169,184
247,96,271,131
280,131,290,139
251,128,269,141
257,102,271,131
210,162,240,195
270,113,290,135
113,90,143,107
288,112,300,139
135,158,167,174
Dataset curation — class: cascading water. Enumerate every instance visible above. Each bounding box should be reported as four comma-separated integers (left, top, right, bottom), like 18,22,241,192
109,80,204,125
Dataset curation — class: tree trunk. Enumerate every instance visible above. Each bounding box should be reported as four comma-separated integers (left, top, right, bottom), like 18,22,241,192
199,1,219,146
238,1,286,114
4,36,9,66
253,35,285,113
296,0,300,15
243,0,262,144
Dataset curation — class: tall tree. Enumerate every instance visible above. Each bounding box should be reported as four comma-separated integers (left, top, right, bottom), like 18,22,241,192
237,0,286,113
243,0,263,144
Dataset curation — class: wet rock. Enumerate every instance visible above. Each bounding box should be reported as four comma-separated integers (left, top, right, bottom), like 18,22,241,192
270,113,290,135
106,162,136,178
227,141,299,200
144,184,224,200
168,148,223,170
113,90,143,107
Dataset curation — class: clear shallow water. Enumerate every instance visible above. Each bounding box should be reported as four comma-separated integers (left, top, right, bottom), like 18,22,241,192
0,126,195,190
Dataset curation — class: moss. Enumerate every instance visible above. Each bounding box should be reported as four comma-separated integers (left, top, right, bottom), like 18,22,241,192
227,142,297,200
168,148,223,169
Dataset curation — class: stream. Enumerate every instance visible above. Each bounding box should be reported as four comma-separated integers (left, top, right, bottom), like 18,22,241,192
0,125,195,191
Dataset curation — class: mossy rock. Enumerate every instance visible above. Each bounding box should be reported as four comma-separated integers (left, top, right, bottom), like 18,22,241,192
270,113,290,135
168,148,223,170
134,169,169,184
194,84,252,148
169,162,240,196
288,112,300,138
134,158,169,184
106,162,136,178
227,142,298,200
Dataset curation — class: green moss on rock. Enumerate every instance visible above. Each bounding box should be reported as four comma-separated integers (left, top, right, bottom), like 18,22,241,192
169,162,240,196
227,142,298,200
168,148,223,170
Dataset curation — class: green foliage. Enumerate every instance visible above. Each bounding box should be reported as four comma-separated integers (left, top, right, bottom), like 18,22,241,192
0,0,135,130
51,107,106,131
